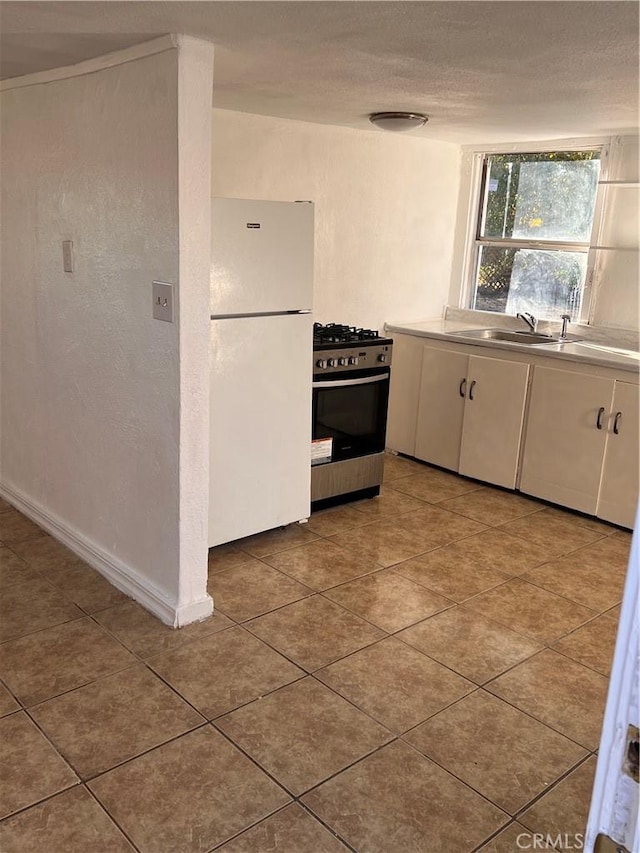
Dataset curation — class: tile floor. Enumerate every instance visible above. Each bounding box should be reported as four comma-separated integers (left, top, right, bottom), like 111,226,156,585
0,455,631,852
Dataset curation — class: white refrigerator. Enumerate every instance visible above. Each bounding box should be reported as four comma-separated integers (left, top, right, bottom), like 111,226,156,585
209,198,314,548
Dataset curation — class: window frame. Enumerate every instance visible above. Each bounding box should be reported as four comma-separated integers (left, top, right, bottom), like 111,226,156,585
459,138,612,325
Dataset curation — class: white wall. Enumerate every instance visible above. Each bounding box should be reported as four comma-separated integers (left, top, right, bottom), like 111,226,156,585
0,37,214,626
211,109,461,330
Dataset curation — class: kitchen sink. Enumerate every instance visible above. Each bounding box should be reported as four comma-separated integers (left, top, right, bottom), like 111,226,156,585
450,328,581,345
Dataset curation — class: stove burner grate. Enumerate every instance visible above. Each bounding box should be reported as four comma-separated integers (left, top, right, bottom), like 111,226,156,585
313,323,381,344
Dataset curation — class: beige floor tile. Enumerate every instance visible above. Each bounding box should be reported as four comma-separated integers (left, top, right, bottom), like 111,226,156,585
43,561,128,614
519,756,597,838
235,523,320,557
405,690,586,814
522,536,630,612
89,726,290,853
382,453,427,482
552,613,618,676
611,528,633,544
323,569,452,632
0,546,37,588
245,595,384,671
0,711,78,818
329,520,441,567
498,512,605,555
263,539,381,591
217,803,349,852
10,536,86,573
216,677,392,795
477,822,532,852
539,505,617,535
0,683,20,717
0,786,135,853
0,617,136,706
394,548,511,602
390,467,483,503
0,510,47,545
423,527,550,577
351,484,428,517
486,649,609,750
316,637,474,733
440,487,544,525
302,740,508,853
304,505,373,537
94,599,233,659
464,578,597,643
209,560,312,622
0,575,83,643
148,626,303,718
30,665,205,779
208,541,256,574
397,607,542,684
394,503,488,544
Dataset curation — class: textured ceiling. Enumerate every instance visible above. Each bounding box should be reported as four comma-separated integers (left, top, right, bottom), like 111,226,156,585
1,1,638,143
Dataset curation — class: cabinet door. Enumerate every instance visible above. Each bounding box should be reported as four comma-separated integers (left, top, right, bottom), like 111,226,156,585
520,367,614,514
459,356,530,489
386,334,425,456
414,347,467,470
597,382,639,528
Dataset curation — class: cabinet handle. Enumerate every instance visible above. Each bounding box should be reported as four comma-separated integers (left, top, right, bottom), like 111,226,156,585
613,411,622,435
596,406,605,429
459,378,467,398
469,380,476,401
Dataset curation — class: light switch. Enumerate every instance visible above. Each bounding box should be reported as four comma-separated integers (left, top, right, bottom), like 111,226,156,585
152,281,173,322
62,241,74,273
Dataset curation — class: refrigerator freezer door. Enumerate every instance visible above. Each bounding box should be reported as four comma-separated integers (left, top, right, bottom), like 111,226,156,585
209,313,312,547
211,198,314,316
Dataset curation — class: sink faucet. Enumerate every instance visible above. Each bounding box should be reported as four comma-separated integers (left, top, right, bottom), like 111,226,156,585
517,312,538,333
559,314,571,341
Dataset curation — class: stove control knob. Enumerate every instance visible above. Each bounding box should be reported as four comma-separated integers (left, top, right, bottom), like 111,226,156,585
327,358,338,368
338,357,348,366
348,356,359,366
378,354,388,363
316,359,327,369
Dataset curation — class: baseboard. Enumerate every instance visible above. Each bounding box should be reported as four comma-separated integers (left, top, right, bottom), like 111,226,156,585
0,482,213,628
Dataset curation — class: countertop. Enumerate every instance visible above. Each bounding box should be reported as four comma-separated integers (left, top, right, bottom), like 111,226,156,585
385,317,640,374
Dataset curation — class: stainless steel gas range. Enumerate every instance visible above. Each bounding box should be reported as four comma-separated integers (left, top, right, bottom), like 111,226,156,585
311,323,393,509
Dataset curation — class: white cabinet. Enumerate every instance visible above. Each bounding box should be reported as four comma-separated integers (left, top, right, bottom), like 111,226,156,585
520,366,638,527
597,382,639,528
415,346,530,489
386,333,426,456
520,367,613,514
459,356,530,489
414,348,466,470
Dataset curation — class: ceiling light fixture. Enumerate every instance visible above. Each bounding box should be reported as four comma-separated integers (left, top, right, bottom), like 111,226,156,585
368,112,429,132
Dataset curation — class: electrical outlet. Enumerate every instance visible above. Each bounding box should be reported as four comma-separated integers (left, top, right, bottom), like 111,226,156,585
152,281,173,322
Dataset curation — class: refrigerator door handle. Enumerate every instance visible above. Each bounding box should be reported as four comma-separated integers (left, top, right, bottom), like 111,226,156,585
211,309,311,320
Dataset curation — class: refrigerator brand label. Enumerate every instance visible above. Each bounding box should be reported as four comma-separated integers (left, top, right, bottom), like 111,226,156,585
246,222,261,228
311,438,333,465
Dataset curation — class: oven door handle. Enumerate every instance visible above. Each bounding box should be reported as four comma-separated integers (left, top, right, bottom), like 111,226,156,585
313,374,389,389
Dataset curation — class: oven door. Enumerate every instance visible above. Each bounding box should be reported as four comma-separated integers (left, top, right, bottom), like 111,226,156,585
312,368,390,465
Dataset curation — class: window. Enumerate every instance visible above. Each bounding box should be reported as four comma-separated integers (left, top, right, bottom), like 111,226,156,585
467,150,602,321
